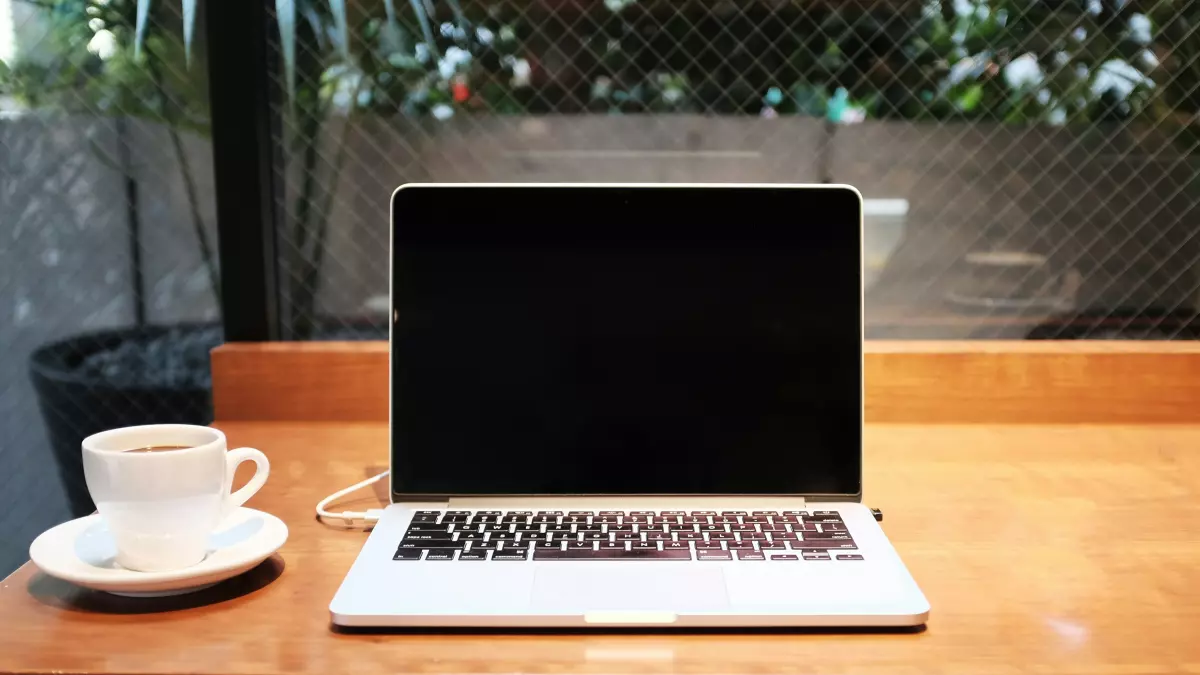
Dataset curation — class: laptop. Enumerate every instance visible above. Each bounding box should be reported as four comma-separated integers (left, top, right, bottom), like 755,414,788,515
330,183,929,628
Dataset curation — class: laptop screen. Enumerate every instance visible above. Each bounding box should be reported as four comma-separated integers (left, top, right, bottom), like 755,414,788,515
390,185,862,498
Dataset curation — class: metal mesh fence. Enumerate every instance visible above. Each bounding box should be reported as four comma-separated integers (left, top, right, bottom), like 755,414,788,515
0,0,219,575
270,0,1199,341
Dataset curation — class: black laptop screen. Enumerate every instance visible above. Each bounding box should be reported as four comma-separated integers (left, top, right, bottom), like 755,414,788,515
390,186,862,497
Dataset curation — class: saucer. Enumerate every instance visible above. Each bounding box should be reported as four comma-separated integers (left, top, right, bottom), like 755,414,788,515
29,507,288,597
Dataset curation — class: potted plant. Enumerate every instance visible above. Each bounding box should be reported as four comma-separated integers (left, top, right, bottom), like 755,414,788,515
8,0,454,514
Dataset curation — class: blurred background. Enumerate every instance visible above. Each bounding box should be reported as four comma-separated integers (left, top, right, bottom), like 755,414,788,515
0,0,1197,575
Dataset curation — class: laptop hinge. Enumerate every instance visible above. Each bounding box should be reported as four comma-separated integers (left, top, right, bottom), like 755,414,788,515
442,496,809,510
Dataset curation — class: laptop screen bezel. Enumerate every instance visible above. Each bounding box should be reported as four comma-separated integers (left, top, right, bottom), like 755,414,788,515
389,183,863,502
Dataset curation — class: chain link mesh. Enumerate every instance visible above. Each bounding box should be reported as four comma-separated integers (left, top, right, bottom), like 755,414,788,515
270,0,1199,341
0,0,219,575
0,0,1197,575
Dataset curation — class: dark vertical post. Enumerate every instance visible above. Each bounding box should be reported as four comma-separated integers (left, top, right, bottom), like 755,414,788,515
205,0,281,341
116,117,145,326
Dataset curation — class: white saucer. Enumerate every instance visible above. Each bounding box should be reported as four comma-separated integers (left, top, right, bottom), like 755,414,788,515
29,507,288,597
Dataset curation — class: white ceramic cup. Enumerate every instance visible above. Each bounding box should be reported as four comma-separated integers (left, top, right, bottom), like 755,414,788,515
81,424,270,573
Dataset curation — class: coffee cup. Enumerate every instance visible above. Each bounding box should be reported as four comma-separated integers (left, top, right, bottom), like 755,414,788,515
82,424,270,572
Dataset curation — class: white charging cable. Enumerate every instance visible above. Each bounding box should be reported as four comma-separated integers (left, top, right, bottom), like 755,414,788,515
315,470,390,527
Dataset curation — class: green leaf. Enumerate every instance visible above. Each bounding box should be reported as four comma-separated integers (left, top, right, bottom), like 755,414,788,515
959,83,984,111
328,0,350,62
183,0,196,66
134,0,150,59
407,0,440,60
380,0,407,54
277,0,297,106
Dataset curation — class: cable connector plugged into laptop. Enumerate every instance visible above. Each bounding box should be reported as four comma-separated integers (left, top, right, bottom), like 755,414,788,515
316,471,390,528
871,508,883,522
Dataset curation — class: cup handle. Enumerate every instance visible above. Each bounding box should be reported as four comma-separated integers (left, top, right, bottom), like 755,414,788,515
225,447,270,516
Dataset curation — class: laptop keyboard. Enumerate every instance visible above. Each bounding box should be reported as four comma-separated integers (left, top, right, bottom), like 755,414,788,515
394,510,860,561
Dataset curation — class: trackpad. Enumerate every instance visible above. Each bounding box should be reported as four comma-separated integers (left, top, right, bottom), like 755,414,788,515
531,566,729,612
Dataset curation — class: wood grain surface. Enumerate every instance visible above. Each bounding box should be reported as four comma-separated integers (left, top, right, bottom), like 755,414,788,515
212,341,1200,423
3,421,1200,674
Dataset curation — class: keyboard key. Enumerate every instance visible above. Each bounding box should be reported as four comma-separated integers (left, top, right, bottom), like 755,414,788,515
469,514,499,524
729,524,756,532
615,532,640,541
774,516,798,524
425,551,456,560
803,552,832,560
631,541,658,550
567,511,594,516
519,532,550,542
771,554,799,560
444,511,471,517
630,511,654,516
836,554,865,560
662,541,690,550
545,525,574,533
598,511,625,516
739,533,767,541
489,532,517,541
728,541,756,550
737,551,766,560
566,541,594,550
660,511,686,516
773,533,798,541
492,551,530,561
758,542,787,550
811,510,839,517
708,532,735,540
821,522,847,532
675,532,704,540
790,541,857,551
596,516,620,524
537,511,564,516
411,514,439,523
441,514,469,523
459,551,489,560
699,524,726,532
407,523,452,532
536,541,563,549
534,547,690,560
457,533,485,541
811,516,843,524
743,516,770,524
403,532,456,542
721,511,747,516
562,516,589,524
646,532,672,541
482,524,510,532
582,532,606,542
690,511,716,516
599,541,626,550
752,511,779,516
399,539,462,550
393,549,423,560
607,525,633,532
468,540,497,550
694,541,724,549
531,516,557,524
782,511,809,517
697,550,732,560
711,516,736,524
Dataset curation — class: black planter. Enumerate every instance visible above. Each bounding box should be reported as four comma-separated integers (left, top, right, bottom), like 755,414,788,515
28,324,220,517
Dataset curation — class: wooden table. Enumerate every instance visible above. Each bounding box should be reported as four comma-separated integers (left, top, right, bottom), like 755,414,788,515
2,421,1199,674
